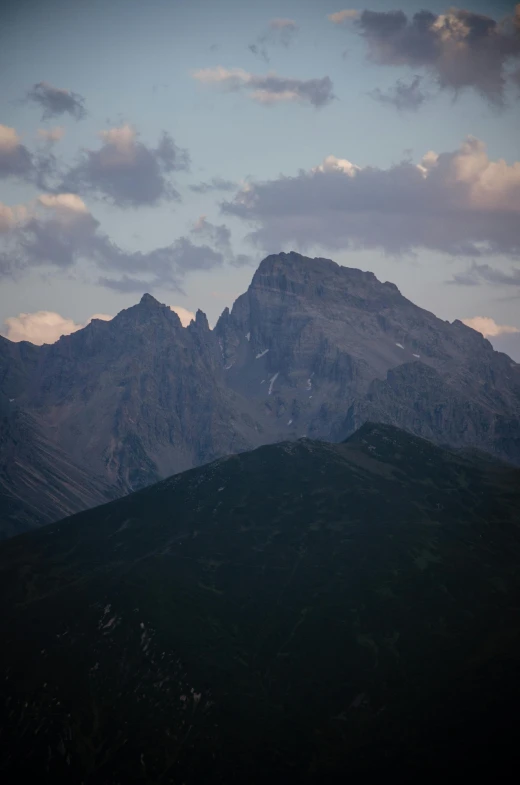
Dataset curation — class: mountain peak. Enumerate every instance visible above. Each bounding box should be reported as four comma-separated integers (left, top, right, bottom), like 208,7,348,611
139,293,161,307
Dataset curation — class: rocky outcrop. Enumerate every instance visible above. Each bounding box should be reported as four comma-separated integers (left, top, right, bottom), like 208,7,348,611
216,252,520,450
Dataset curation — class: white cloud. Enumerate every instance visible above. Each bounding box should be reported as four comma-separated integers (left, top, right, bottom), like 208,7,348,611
3,311,112,345
311,155,360,176
170,305,195,326
0,125,21,152
38,192,89,214
97,124,138,163
461,316,520,338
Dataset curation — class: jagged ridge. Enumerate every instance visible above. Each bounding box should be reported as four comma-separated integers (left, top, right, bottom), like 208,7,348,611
1,251,519,535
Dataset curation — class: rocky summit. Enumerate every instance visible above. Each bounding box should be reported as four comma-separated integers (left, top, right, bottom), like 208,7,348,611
1,251,519,536
1,423,520,783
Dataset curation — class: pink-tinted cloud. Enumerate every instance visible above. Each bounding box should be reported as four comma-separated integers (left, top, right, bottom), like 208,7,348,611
3,310,112,345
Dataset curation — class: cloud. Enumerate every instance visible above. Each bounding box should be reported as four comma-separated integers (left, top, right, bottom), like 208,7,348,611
328,9,360,24
461,316,520,338
192,67,335,107
0,125,33,179
221,137,520,257
449,262,520,288
348,6,520,104
189,176,237,193
94,235,225,293
2,310,112,345
0,202,29,233
26,81,86,120
60,124,190,207
95,235,225,293
170,305,195,326
248,18,299,62
191,215,253,268
37,127,65,144
0,193,224,292
192,215,232,251
370,75,429,111
0,124,59,190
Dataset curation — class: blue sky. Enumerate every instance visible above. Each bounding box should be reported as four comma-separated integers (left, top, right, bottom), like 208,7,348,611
1,0,519,357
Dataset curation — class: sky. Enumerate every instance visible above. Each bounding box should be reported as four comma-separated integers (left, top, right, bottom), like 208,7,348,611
0,0,519,358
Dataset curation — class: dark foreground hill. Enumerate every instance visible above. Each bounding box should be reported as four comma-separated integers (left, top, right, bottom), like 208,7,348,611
1,423,520,783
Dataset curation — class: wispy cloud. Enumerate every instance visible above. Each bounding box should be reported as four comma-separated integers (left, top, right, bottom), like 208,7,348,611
189,176,237,193
191,215,253,267
26,81,86,120
248,18,299,62
37,127,65,144
449,262,520,288
328,9,359,25
192,66,335,107
370,75,429,111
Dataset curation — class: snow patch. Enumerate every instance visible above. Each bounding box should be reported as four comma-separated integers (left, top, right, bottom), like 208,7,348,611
218,487,225,492
245,332,250,341
268,372,279,395
224,362,234,370
256,349,269,359
395,343,404,349
413,353,420,358
287,419,293,425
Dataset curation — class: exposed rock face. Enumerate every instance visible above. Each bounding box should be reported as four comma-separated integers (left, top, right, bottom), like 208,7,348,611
3,296,272,496
1,252,519,534
216,252,520,453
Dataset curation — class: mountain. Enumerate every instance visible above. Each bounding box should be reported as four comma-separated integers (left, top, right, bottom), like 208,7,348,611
1,251,519,536
0,394,114,539
1,423,520,783
216,252,520,457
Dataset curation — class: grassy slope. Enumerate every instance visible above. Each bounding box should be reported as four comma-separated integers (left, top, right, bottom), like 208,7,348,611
1,423,520,782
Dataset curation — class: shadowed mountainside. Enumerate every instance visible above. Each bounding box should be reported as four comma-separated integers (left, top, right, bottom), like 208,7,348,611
0,394,114,539
1,423,520,782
